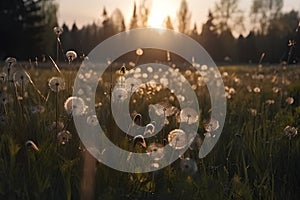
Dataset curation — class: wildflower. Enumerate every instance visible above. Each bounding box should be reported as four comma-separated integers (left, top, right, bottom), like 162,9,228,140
86,115,98,126
146,143,164,161
64,96,86,116
136,48,143,56
283,126,298,139
133,135,146,148
228,87,236,95
57,130,72,145
48,77,65,92
246,85,252,93
25,140,39,151
204,118,220,132
53,26,63,36
13,71,29,86
179,107,199,124
66,50,77,63
286,97,294,105
180,157,198,175
168,129,188,150
253,87,261,93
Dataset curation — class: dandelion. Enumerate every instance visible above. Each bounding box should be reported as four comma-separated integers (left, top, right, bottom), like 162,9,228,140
253,87,261,93
283,126,298,139
204,118,220,132
87,115,98,126
168,129,188,150
179,107,199,124
112,88,128,102
146,143,164,161
13,71,29,86
64,96,86,116
57,130,72,145
66,50,77,63
265,99,275,105
53,27,63,62
136,48,143,56
48,77,65,92
143,122,156,136
5,57,17,66
25,140,39,151
53,26,63,36
5,57,16,82
133,135,147,148
125,78,142,94
180,157,198,175
286,97,294,105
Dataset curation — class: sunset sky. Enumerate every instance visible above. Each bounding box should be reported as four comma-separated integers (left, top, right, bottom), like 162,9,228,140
58,0,300,33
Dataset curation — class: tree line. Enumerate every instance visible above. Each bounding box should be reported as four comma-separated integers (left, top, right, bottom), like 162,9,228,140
1,0,299,64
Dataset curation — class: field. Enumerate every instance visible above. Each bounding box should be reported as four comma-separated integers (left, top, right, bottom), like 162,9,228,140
0,59,300,200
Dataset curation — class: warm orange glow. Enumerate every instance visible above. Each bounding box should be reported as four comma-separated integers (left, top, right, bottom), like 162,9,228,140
148,12,166,28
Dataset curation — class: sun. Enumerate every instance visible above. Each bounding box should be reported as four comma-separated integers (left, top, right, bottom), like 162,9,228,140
148,12,166,28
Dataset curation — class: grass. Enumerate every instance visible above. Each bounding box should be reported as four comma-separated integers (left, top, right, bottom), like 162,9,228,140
0,60,300,200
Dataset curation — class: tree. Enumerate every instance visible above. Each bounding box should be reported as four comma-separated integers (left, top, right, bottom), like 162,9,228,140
250,0,283,35
111,8,126,32
213,0,244,34
177,0,191,34
200,11,220,60
138,0,151,28
164,16,174,30
130,1,138,29
0,0,58,59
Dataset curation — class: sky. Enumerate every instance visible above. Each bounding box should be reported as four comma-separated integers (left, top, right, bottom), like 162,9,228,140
57,0,300,34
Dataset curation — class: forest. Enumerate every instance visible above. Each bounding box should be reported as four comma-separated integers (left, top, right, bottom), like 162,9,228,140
0,0,299,64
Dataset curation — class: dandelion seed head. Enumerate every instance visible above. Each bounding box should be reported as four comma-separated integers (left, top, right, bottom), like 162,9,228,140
66,50,77,62
283,125,298,139
253,87,261,93
5,57,17,66
48,77,65,92
179,107,199,124
286,97,294,105
87,115,98,126
64,96,86,116
53,26,63,36
13,71,29,86
57,130,72,145
204,118,220,132
168,129,188,150
136,48,143,56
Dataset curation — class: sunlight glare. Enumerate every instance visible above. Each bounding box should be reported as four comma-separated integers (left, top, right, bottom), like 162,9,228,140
148,12,166,28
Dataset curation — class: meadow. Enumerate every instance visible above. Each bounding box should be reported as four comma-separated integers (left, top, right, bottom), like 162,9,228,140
0,55,300,200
